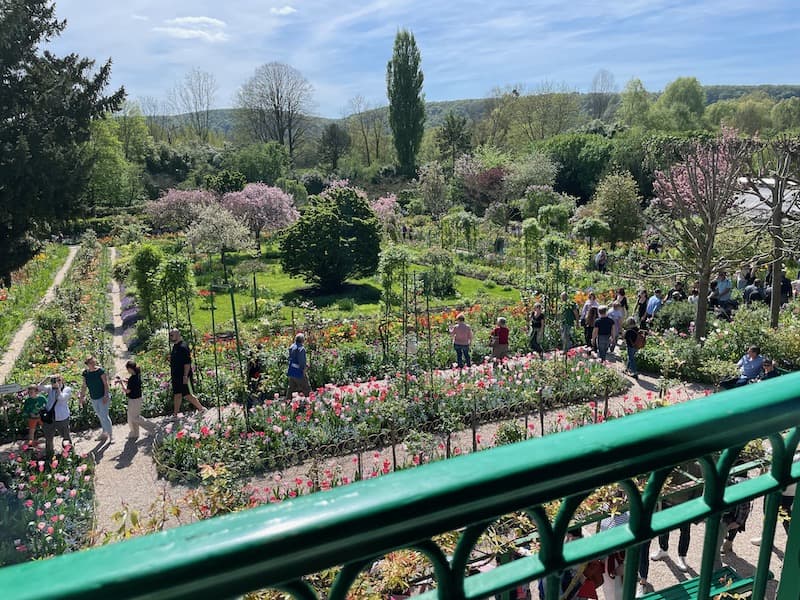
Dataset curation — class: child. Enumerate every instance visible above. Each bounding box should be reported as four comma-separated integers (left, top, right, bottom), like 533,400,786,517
22,384,46,443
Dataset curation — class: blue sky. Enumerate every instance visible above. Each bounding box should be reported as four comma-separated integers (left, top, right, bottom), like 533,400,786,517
48,0,800,118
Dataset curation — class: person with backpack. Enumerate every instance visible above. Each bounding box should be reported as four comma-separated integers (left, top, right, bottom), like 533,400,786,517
623,318,643,379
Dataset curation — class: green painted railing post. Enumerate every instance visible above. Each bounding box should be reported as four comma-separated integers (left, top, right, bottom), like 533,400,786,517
777,491,800,600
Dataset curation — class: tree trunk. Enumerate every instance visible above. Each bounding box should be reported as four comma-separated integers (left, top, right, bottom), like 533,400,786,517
694,270,712,342
769,202,783,329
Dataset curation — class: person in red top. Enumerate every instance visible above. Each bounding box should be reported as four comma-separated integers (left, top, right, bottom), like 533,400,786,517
490,317,510,360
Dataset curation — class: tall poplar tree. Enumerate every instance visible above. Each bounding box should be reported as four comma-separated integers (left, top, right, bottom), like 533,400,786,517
386,29,425,178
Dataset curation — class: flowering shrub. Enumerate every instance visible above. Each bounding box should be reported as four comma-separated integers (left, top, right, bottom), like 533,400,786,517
0,445,94,566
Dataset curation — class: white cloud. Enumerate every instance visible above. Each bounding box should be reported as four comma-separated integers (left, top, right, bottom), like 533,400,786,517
166,16,227,28
132,14,149,21
270,6,297,16
152,27,229,43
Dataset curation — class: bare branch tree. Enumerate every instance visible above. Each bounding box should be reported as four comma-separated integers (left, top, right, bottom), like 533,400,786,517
172,68,217,142
741,136,800,327
588,69,617,120
235,62,314,159
347,95,372,165
515,81,581,143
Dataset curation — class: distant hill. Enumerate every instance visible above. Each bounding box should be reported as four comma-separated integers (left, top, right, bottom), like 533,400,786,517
169,86,800,139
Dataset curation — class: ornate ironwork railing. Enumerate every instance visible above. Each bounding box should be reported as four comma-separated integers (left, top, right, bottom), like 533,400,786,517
2,374,800,600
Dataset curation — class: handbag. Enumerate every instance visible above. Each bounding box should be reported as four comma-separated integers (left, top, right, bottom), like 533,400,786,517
40,390,59,424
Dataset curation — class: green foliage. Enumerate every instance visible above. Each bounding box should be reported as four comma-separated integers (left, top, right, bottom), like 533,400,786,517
435,111,471,168
378,245,412,305
0,0,125,280
275,177,309,206
771,98,800,131
585,170,644,242
83,116,144,209
504,151,558,199
539,134,614,201
318,123,351,172
417,161,450,220
538,202,573,233
130,244,165,325
387,29,426,177
618,78,652,128
653,77,706,131
205,169,246,194
650,301,697,334
419,249,455,297
494,421,527,446
34,307,70,361
572,217,611,244
281,186,381,291
222,142,289,185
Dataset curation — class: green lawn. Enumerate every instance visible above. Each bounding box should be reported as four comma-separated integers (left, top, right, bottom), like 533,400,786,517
188,256,521,334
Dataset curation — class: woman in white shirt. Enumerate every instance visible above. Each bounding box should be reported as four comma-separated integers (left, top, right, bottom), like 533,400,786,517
39,374,72,457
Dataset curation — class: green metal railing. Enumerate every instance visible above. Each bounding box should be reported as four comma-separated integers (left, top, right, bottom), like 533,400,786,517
2,374,800,600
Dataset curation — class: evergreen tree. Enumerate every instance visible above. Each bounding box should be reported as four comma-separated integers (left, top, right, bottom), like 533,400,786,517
0,0,125,284
436,111,471,170
386,29,425,178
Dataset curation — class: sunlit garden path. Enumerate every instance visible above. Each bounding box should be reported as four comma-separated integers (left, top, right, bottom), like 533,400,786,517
0,246,78,386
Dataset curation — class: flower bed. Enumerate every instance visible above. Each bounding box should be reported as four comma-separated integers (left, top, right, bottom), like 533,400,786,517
1,233,114,440
0,445,95,566
0,244,70,351
154,351,628,482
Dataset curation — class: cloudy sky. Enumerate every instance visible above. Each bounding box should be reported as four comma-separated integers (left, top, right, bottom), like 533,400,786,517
48,0,800,117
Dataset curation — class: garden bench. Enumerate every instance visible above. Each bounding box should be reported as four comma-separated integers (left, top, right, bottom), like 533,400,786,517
640,566,768,600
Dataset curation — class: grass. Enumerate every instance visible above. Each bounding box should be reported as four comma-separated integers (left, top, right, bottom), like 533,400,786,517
187,254,522,334
0,244,70,351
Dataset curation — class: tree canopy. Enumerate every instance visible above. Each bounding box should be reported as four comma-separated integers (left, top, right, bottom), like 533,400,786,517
0,0,125,283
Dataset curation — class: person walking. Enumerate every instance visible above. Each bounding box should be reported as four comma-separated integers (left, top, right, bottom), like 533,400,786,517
635,289,648,325
560,292,579,352
489,317,510,360
580,292,599,348
80,355,112,442
115,360,156,440
528,303,545,357
286,333,311,401
623,318,642,378
592,306,616,362
450,313,473,368
169,329,205,416
39,374,72,458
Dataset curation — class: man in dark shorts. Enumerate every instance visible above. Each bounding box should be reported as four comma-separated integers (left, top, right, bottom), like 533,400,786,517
169,329,205,416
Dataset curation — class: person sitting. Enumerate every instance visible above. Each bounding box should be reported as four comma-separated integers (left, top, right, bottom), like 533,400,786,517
743,279,764,305
760,358,780,381
720,345,764,389
688,288,700,305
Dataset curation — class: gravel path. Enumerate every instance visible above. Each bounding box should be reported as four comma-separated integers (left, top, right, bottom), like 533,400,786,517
74,247,188,538
0,245,79,386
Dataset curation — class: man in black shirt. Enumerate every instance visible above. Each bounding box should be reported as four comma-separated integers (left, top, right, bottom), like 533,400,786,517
592,306,616,362
169,329,205,416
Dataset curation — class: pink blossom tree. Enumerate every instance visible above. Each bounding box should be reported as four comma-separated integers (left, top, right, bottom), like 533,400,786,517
222,183,299,250
371,194,401,240
651,129,755,340
144,189,216,231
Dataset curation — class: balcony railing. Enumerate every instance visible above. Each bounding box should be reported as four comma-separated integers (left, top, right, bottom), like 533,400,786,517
1,374,799,600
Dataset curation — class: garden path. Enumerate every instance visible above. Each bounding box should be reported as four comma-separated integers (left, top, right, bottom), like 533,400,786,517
72,247,188,539
0,245,79,386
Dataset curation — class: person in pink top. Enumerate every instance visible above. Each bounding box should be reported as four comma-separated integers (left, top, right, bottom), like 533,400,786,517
450,313,473,368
